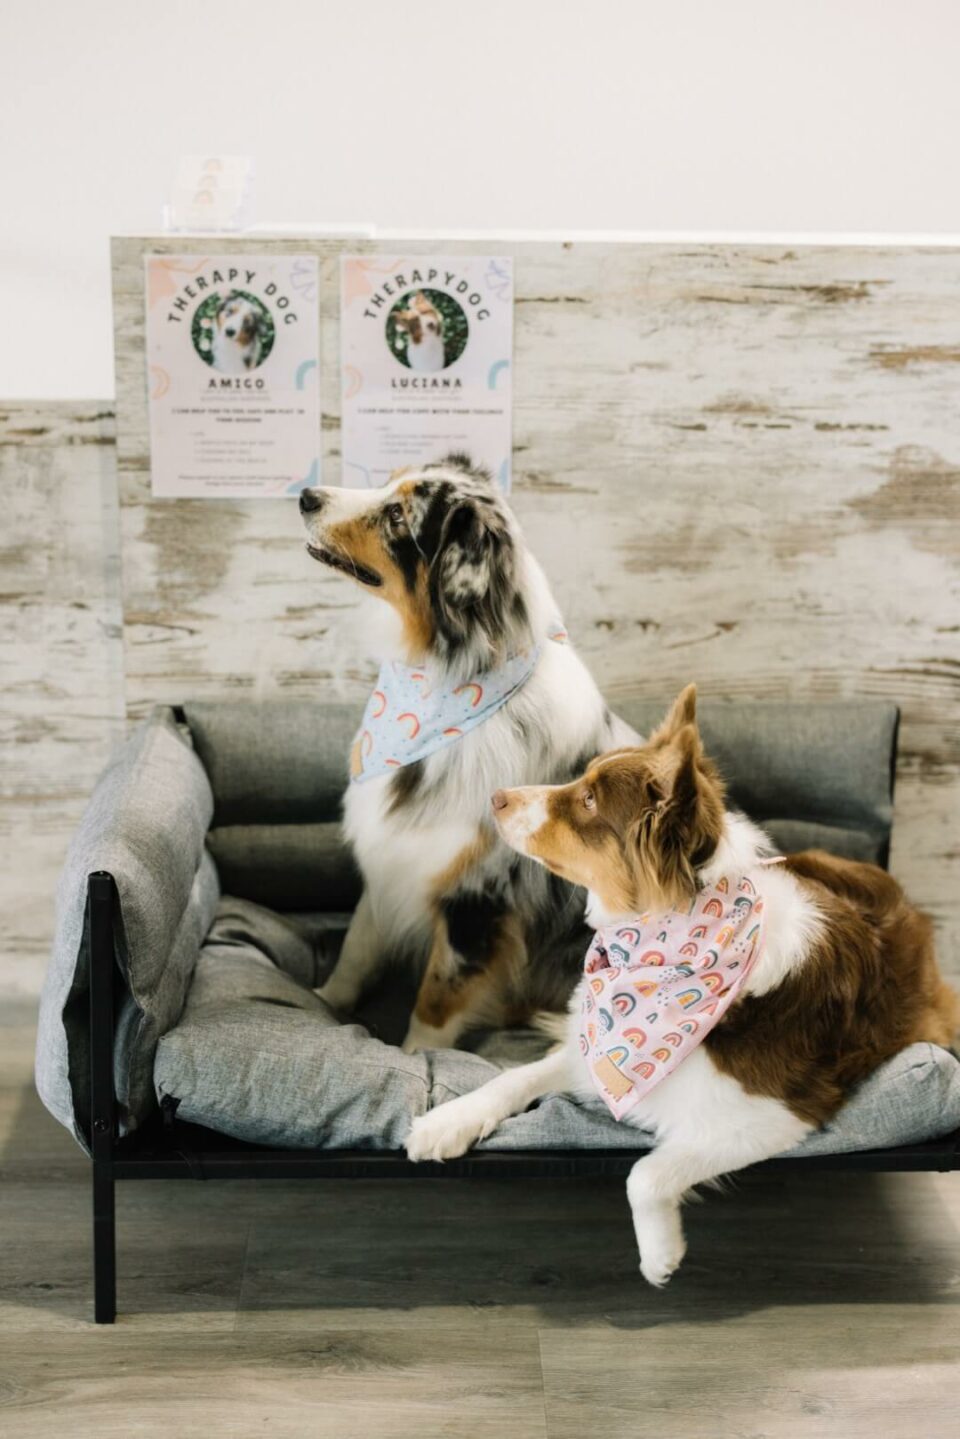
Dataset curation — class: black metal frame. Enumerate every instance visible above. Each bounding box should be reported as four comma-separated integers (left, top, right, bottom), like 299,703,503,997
86,870,960,1324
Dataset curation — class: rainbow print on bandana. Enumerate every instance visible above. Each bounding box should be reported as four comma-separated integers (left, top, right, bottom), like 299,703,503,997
349,617,566,782
578,871,767,1121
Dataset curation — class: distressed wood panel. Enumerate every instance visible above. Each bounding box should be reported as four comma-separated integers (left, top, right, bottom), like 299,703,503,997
0,404,125,995
3,240,958,992
111,237,960,976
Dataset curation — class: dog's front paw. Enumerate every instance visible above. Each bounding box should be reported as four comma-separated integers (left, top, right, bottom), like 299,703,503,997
405,1100,493,1162
638,1233,687,1288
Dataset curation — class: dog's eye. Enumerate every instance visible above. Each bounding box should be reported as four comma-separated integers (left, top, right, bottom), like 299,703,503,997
386,503,405,527
582,789,596,811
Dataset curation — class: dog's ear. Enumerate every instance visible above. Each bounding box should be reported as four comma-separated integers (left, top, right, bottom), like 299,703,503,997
428,493,520,657
627,721,722,907
647,683,697,747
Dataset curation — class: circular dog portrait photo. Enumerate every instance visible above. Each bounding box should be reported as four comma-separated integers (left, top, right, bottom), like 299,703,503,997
192,290,276,373
385,288,468,372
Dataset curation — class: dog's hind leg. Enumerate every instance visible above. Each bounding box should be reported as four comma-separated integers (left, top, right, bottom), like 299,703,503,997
316,888,389,1016
402,905,524,1053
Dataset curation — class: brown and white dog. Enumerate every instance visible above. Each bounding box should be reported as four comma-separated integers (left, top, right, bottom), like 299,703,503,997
393,292,446,372
299,455,635,1051
406,684,959,1284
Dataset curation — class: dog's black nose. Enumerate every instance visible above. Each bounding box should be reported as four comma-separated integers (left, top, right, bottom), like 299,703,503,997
299,488,325,515
225,327,236,337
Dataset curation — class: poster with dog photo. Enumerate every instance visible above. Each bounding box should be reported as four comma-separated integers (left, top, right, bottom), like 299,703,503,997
144,253,320,498
340,255,513,490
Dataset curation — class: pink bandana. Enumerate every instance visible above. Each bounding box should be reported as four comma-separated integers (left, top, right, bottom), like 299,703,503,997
579,874,767,1120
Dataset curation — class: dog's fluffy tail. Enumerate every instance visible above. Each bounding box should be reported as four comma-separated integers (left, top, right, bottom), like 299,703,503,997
531,1010,568,1044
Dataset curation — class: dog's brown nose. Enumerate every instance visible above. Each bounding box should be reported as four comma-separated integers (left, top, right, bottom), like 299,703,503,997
491,789,509,812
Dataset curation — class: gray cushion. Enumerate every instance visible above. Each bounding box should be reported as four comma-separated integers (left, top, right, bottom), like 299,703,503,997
206,824,362,911
155,899,430,1149
154,897,960,1156
35,708,219,1148
183,699,359,824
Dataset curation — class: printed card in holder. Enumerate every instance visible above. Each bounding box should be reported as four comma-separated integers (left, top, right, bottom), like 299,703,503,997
341,255,513,490
145,253,320,498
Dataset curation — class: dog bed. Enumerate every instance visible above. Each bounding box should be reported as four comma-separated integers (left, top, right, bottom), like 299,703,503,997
36,695,960,1157
153,894,960,1155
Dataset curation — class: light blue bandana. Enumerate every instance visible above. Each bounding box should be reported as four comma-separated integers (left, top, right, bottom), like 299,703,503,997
350,621,568,783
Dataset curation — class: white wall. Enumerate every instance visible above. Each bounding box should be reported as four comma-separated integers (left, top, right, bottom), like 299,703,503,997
2,0,960,399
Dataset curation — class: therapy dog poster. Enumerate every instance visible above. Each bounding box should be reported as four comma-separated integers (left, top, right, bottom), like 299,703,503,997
144,253,320,498
340,255,513,490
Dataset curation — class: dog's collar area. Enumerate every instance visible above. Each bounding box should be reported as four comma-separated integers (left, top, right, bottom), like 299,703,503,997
349,612,569,782
351,644,543,782
306,543,383,588
582,871,767,1121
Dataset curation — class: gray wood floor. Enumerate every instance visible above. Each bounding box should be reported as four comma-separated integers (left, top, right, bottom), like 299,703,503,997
2,1004,958,1437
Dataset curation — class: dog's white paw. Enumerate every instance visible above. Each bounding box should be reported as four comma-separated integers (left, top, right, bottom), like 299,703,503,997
638,1234,687,1288
405,1101,495,1162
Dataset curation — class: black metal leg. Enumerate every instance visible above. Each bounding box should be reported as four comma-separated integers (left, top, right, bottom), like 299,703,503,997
92,1161,116,1323
89,871,118,1324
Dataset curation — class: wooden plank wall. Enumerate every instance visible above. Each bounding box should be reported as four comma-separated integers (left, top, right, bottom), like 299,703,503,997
0,404,124,994
2,238,957,993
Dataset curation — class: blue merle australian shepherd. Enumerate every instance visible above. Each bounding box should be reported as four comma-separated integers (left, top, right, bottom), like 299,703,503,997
298,454,634,1051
